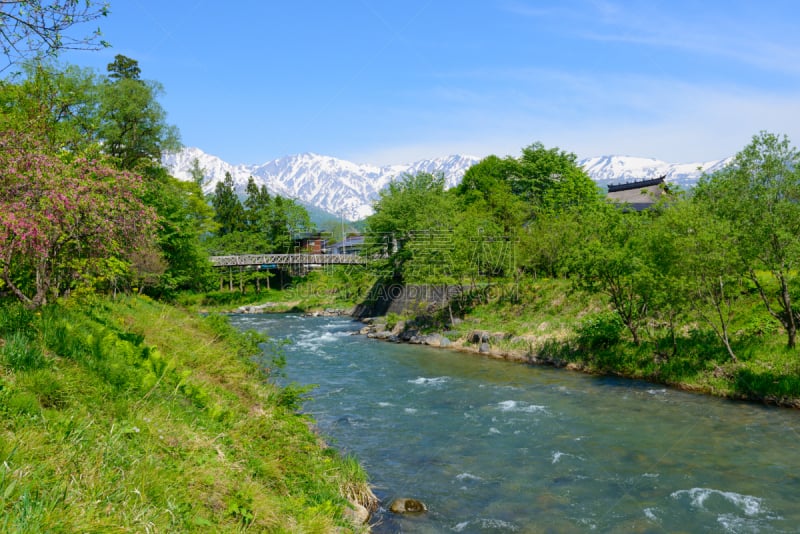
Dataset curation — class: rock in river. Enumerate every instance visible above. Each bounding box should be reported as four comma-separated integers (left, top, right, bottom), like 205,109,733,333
389,498,428,514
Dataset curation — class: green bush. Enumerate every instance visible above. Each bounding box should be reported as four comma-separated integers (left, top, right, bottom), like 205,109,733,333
576,311,624,350
274,382,316,411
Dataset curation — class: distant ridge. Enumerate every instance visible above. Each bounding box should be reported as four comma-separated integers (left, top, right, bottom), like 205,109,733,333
163,149,732,221
163,148,480,221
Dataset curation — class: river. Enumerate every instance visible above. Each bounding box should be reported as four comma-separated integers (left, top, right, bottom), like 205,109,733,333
229,313,800,533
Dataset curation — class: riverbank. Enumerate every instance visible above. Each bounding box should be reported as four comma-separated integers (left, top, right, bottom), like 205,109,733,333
178,274,800,408
354,278,800,409
359,316,800,408
0,296,375,532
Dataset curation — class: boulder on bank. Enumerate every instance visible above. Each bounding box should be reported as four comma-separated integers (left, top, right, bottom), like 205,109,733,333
368,330,394,340
423,333,444,346
490,332,510,344
468,330,490,344
343,502,370,525
389,498,428,514
303,308,350,317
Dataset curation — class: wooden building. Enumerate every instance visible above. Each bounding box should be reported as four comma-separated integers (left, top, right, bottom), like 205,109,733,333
606,175,667,211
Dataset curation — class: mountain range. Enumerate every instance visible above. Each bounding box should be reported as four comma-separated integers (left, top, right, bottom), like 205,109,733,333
162,148,731,221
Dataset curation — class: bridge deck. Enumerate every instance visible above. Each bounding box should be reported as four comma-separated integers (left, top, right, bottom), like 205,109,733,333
210,253,366,267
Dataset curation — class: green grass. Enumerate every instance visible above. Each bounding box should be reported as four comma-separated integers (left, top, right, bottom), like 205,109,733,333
0,295,374,532
178,267,378,315
349,275,800,406
441,277,800,406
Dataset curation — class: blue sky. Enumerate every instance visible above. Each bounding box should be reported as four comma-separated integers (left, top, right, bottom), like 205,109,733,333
60,0,800,166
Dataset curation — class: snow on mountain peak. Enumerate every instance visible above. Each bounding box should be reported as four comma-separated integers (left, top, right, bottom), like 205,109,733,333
580,154,732,189
162,148,731,221
163,148,481,220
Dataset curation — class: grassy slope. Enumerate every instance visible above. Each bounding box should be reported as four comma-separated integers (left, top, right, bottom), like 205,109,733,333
0,296,373,532
439,278,800,406
179,267,376,314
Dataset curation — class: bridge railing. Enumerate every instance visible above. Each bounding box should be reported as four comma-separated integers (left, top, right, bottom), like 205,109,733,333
209,253,367,267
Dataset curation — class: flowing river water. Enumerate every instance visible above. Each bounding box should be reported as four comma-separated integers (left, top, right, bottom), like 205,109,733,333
229,314,800,533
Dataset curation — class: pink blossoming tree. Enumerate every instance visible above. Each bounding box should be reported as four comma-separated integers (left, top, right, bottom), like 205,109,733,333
0,130,156,308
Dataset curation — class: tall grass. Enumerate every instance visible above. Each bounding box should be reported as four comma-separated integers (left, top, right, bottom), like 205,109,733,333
0,296,373,532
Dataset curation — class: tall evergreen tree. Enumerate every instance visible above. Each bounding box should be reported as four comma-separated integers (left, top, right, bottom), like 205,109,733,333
212,172,245,236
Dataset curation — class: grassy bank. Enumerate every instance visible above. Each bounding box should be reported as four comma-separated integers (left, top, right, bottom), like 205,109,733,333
0,295,374,532
178,267,377,315
411,278,800,407
171,267,800,404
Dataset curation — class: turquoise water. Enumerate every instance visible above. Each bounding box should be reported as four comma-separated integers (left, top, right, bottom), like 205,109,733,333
230,314,800,533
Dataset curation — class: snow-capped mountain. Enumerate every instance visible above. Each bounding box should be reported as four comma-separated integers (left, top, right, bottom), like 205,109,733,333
163,148,480,220
580,155,731,190
163,148,732,221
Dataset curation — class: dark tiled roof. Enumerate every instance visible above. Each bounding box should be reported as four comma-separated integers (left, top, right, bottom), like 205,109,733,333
607,175,665,193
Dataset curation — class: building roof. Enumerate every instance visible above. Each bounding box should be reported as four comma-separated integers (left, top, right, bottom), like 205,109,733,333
606,175,667,211
607,175,665,193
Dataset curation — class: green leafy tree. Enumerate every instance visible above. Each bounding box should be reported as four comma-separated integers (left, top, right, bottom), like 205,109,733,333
97,55,180,169
267,196,311,253
0,61,101,154
570,206,655,345
695,132,800,348
457,155,528,232
518,142,601,212
188,157,206,187
650,200,745,360
244,176,271,232
449,203,512,287
139,164,217,295
0,0,110,71
366,172,454,280
106,53,141,80
520,208,585,278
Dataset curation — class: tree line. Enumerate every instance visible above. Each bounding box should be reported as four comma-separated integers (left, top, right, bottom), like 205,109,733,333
0,52,313,304
365,133,800,359
2,1,798,363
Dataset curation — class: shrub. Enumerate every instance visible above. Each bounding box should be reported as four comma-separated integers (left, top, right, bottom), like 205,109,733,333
274,382,316,411
576,311,624,350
